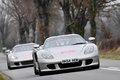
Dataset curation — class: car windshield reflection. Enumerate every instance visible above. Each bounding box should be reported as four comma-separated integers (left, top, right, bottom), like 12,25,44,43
44,35,86,49
13,45,34,53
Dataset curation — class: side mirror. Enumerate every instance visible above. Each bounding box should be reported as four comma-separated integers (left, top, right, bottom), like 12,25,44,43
33,44,40,49
88,37,95,43
6,50,10,54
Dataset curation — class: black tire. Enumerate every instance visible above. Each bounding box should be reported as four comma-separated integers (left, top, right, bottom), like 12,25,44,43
33,55,39,75
7,63,12,70
93,63,100,69
92,59,100,69
95,62,100,69
37,62,42,76
95,58,100,69
7,58,12,70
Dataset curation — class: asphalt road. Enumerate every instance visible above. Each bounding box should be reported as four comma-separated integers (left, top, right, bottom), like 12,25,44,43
0,53,120,80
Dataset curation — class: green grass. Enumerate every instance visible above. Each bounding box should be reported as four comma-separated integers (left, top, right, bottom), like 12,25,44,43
99,47,120,60
0,73,5,80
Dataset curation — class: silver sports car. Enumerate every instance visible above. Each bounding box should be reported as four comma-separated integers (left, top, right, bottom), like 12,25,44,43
33,34,100,75
6,43,36,70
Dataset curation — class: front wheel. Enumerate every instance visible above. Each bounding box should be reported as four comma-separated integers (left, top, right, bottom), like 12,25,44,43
92,60,100,69
7,59,12,70
7,63,12,70
38,62,42,76
94,62,100,69
33,55,39,75
95,58,100,69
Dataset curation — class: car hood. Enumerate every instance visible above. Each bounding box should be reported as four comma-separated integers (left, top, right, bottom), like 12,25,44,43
46,44,86,59
11,50,33,59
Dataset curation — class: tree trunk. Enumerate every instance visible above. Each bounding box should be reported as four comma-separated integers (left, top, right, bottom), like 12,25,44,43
63,10,73,34
42,7,50,39
88,0,97,37
19,19,27,44
60,0,72,34
37,17,44,44
1,32,5,47
90,14,96,37
33,0,51,44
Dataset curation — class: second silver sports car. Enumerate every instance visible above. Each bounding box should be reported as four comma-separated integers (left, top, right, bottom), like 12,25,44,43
6,43,36,70
32,34,100,75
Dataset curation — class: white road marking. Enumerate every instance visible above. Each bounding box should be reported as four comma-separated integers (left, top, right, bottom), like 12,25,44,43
101,67,120,72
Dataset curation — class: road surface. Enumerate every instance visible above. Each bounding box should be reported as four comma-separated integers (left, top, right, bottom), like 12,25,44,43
0,53,120,80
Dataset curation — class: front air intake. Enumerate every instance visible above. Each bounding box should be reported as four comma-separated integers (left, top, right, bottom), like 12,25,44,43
47,64,56,69
85,59,93,65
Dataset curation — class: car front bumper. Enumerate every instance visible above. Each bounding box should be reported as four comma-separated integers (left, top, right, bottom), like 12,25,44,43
38,55,99,72
8,59,33,67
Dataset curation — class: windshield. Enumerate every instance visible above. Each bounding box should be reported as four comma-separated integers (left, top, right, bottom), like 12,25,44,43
44,35,86,49
12,44,34,53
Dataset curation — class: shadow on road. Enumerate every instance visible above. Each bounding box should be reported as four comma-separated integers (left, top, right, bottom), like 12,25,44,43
39,67,100,76
9,65,33,70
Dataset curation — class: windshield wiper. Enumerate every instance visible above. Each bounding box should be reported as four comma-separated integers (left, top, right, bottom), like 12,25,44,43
72,43,85,45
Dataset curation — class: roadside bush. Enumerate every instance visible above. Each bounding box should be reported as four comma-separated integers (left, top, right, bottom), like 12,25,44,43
99,38,120,50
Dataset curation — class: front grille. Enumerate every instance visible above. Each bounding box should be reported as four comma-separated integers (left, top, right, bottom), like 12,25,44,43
21,60,33,65
58,61,82,69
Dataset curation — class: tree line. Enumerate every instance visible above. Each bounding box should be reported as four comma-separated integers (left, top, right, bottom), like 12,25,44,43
0,0,118,50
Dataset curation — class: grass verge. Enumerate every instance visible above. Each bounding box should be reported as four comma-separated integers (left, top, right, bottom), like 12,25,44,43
0,72,11,80
99,47,120,60
0,73,5,80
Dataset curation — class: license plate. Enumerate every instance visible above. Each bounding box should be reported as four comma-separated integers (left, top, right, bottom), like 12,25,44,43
62,59,79,64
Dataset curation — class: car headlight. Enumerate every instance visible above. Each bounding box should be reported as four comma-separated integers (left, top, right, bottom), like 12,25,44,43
10,55,18,60
41,53,54,59
84,46,94,54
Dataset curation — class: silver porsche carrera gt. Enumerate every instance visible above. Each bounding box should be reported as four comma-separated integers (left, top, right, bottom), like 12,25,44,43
33,34,100,75
6,43,36,70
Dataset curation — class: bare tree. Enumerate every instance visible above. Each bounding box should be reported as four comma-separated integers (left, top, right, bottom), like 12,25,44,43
2,0,36,43
33,0,52,44
0,10,8,48
87,0,117,37
58,0,88,37
0,5,13,51
48,1,64,36
59,0,116,38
